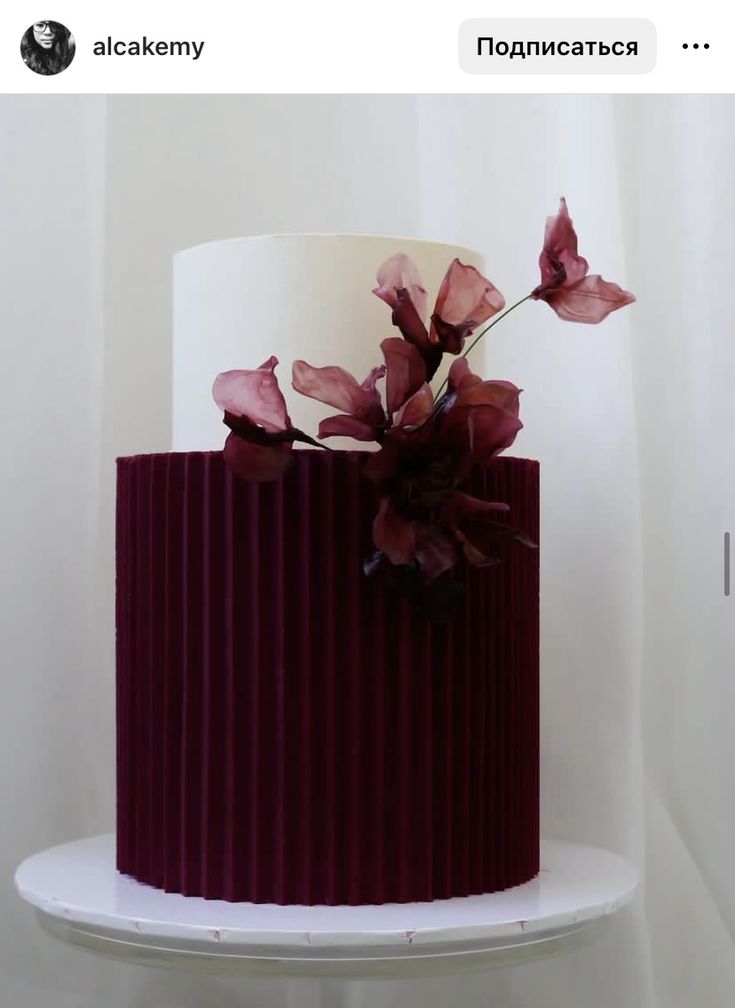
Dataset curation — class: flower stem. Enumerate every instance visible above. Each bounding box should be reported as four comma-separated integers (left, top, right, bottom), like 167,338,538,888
432,293,533,402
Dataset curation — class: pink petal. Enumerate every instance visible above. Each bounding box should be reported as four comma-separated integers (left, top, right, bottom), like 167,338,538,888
222,430,292,482
372,497,415,566
545,274,636,323
433,259,505,330
292,360,385,426
538,197,589,289
394,383,434,428
373,253,428,321
361,364,387,394
212,357,290,432
381,337,426,416
318,414,380,441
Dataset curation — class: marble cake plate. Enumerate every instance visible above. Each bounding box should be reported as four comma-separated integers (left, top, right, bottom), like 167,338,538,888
15,835,638,978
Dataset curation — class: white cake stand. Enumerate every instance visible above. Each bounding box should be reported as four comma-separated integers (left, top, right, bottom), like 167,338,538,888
15,835,637,979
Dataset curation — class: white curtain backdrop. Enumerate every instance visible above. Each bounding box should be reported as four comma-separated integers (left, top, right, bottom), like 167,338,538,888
2,94,733,1007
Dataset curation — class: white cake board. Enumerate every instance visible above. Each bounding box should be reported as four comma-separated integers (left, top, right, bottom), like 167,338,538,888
15,835,637,979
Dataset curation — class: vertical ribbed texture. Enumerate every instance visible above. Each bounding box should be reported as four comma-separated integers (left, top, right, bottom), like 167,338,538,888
116,450,539,905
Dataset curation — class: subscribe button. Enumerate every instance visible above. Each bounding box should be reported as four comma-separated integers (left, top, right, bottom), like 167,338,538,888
459,18,656,74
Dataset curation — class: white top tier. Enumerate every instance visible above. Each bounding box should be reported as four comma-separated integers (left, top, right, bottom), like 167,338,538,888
172,233,485,451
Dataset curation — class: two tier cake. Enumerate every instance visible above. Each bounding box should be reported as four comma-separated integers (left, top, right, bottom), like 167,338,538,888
115,234,541,906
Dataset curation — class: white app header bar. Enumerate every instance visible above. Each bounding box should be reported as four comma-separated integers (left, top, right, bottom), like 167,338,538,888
1,0,731,93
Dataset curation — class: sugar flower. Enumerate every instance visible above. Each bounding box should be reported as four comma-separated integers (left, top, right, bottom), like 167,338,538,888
374,254,505,379
532,198,635,323
213,357,320,481
216,217,633,605
363,359,530,582
435,358,523,475
430,258,506,354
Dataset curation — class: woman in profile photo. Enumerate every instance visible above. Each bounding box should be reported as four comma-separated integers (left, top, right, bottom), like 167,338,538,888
21,21,75,76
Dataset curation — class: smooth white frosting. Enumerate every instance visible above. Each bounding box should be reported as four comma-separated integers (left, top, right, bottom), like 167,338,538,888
172,234,485,451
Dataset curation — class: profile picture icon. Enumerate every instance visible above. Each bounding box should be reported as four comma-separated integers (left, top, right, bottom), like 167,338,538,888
21,20,75,75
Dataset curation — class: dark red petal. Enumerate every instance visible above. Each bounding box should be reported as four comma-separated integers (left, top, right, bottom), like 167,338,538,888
222,430,292,482
372,497,416,566
373,253,428,320
447,357,475,393
467,405,523,459
440,401,522,463
213,357,290,432
428,315,470,356
390,290,443,381
443,491,510,523
457,378,522,417
414,522,457,582
318,414,380,441
443,491,535,566
456,517,536,566
362,436,402,486
453,526,500,567
444,493,506,565
390,288,428,342
544,274,636,323
381,337,426,416
439,378,522,462
292,360,384,425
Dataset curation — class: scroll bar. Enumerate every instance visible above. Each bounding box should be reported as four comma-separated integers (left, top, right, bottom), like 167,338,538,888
725,532,731,596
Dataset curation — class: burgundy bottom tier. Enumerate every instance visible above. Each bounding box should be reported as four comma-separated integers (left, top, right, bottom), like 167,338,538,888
116,449,539,905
